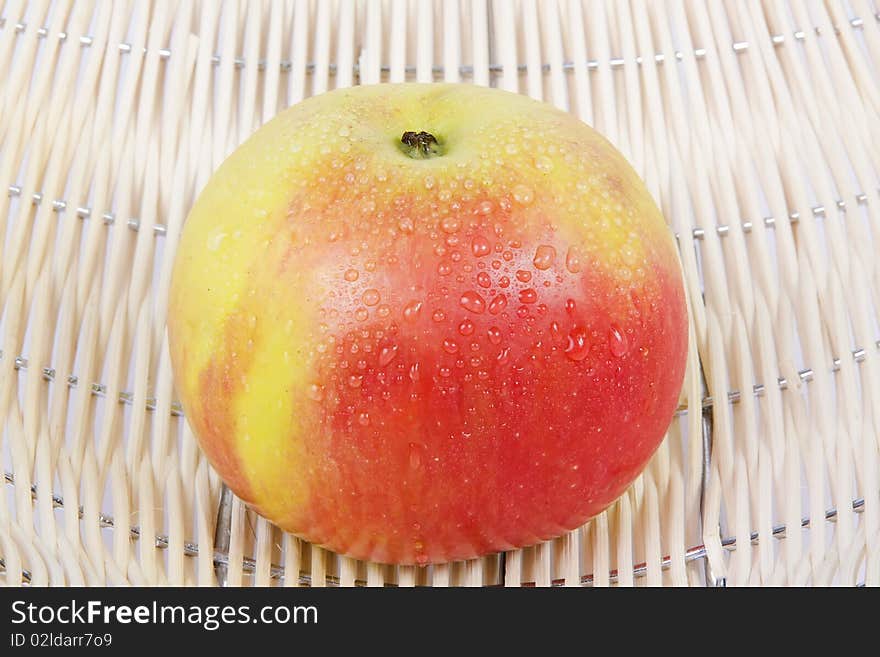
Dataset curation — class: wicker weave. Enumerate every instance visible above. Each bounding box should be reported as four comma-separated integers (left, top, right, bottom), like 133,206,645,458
1,0,878,587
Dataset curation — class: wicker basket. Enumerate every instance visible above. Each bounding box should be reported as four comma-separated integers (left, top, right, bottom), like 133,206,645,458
1,0,878,587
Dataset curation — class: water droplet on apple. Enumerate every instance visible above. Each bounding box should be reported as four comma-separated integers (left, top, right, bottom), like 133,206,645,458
458,319,475,336
378,343,399,366
512,184,534,205
355,308,369,321
487,326,502,345
424,176,435,190
437,261,452,276
471,235,491,257
432,309,446,322
377,304,390,318
516,270,532,283
496,347,510,365
460,291,486,314
362,289,381,306
533,245,556,270
443,338,459,354
409,362,420,382
564,326,590,361
498,276,510,288
348,374,364,387
344,268,359,282
438,366,452,378
565,298,577,315
535,155,553,173
207,230,228,251
518,288,538,304
440,216,461,234
399,217,414,233
487,293,507,315
358,412,370,426
609,325,629,357
565,247,582,273
403,300,423,322
306,384,324,401
476,272,492,288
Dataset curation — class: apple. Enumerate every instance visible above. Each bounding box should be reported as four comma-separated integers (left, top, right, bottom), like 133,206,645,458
168,83,688,565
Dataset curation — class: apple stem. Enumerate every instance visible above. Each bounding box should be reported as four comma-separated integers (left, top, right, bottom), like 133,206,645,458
401,131,441,159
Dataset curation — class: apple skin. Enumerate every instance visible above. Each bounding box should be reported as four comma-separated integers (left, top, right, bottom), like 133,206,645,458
168,83,688,565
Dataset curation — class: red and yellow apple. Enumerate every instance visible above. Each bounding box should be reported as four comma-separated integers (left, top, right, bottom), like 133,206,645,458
169,83,687,565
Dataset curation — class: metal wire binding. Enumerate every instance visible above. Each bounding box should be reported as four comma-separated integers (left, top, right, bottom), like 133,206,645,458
686,193,876,241
0,470,866,586
0,14,869,76
8,183,879,243
3,340,877,420
6,187,167,236
4,354,184,416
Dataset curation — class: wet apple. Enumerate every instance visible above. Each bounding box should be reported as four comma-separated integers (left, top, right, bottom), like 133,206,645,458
169,83,688,565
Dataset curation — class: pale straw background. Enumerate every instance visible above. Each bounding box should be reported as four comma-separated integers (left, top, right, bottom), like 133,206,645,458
1,0,878,587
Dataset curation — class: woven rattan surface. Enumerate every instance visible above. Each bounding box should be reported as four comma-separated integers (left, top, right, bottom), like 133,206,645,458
1,0,878,587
